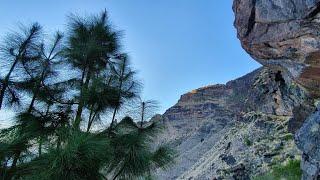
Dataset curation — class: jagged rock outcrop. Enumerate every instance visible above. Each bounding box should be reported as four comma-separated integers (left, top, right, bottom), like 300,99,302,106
233,0,320,96
156,67,309,179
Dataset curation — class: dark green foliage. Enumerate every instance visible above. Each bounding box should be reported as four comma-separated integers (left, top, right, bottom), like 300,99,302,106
244,137,252,146
254,160,302,180
0,11,174,180
12,118,174,180
107,117,174,179
15,131,111,180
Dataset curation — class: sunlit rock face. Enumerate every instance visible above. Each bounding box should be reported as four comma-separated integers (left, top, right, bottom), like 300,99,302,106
233,0,320,95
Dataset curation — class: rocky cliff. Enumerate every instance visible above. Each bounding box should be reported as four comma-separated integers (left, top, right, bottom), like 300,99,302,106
156,67,311,179
233,0,320,179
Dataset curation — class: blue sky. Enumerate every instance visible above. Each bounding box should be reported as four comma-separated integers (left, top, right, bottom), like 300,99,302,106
0,0,260,113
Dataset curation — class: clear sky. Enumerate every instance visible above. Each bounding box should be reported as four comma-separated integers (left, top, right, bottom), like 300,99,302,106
0,0,260,114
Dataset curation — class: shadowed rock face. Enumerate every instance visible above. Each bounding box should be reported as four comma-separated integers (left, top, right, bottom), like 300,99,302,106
233,0,320,95
296,106,320,179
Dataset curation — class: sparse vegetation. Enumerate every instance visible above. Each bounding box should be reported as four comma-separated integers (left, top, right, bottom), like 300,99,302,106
253,160,302,180
280,133,294,141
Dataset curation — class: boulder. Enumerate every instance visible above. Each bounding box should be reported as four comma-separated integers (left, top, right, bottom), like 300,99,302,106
296,106,320,179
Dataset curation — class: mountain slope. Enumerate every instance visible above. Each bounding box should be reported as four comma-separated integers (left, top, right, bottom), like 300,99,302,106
155,67,312,179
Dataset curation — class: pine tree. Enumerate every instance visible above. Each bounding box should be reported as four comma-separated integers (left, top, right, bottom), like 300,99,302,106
138,99,159,127
64,11,121,130
0,11,174,180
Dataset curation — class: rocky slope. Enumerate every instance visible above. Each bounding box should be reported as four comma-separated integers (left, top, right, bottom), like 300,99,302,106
156,67,312,179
